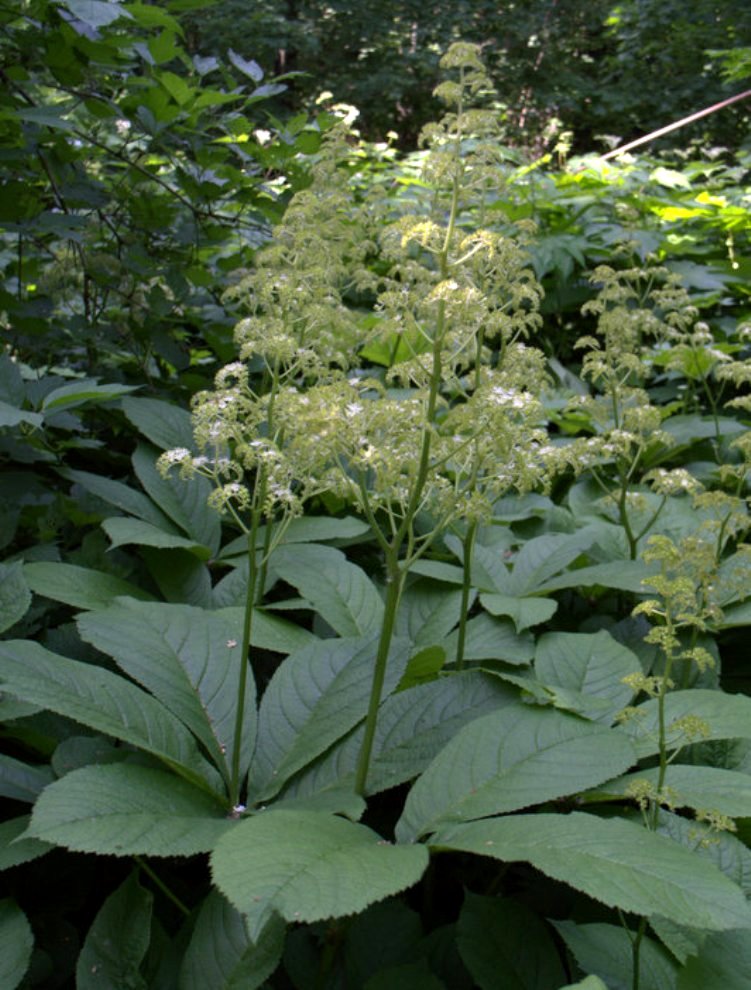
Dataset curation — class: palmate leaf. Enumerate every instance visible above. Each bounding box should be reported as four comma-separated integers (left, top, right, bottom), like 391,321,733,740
0,899,33,990
394,581,465,646
480,593,558,633
534,630,640,724
211,810,429,940
271,544,384,637
78,600,255,786
618,689,751,758
283,671,520,800
457,893,565,990
396,703,636,841
26,764,232,857
0,640,222,795
431,813,751,931
248,635,410,802
179,892,285,990
554,921,678,990
443,613,534,665
76,873,152,990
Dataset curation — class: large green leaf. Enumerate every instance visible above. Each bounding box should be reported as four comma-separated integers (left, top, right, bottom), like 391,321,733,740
285,671,518,800
27,764,231,856
0,900,33,990
443,613,534,664
509,530,596,594
248,635,411,802
0,754,54,802
536,559,658,594
457,893,565,990
0,562,30,633
431,813,751,931
653,809,751,897
396,704,636,841
211,809,429,940
596,765,751,817
534,630,640,724
676,929,751,990
394,582,465,646
0,816,51,871
554,921,677,990
25,561,155,610
179,892,285,990
133,444,220,554
619,690,751,758
41,380,138,413
78,600,255,785
0,640,221,794
271,544,384,637
121,396,195,451
76,873,151,990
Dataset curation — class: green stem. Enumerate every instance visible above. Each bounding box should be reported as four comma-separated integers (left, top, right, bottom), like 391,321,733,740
456,519,477,670
134,856,190,917
630,916,648,990
354,554,405,796
229,505,262,807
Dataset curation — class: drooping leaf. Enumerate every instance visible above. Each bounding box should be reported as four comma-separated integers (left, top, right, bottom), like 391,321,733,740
179,892,285,990
248,635,410,802
271,544,383,637
457,893,565,990
396,704,636,841
284,670,518,799
0,640,221,794
27,764,231,857
431,813,751,931
63,0,133,28
25,561,155,610
211,810,429,940
0,816,52,871
79,600,255,785
76,873,152,990
534,630,640,724
0,899,33,990
228,49,264,81
619,690,751,758
553,921,678,990
0,562,30,633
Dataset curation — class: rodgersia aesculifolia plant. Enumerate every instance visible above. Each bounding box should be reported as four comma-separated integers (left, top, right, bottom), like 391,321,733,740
160,42,559,796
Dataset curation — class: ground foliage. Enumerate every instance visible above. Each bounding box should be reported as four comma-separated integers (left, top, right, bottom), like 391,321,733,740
1,5,751,990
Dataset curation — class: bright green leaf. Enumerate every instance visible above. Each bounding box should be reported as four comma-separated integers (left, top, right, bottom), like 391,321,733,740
396,703,636,840
28,764,231,856
179,892,285,990
431,813,751,931
211,810,429,940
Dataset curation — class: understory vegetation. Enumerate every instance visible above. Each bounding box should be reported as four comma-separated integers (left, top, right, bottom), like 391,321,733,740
2,3,751,989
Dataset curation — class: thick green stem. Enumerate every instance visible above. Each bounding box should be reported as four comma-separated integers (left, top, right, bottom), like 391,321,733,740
229,506,262,806
354,556,405,795
134,856,190,917
455,519,477,669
